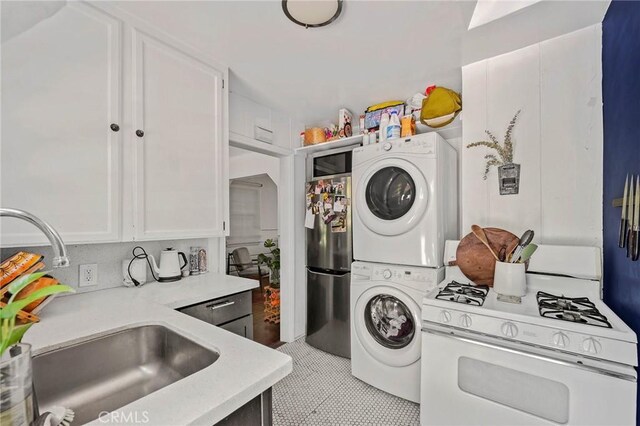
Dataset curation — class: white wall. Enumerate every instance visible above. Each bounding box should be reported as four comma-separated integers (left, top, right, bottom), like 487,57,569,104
228,151,280,260
229,150,280,184
461,24,603,247
228,174,278,254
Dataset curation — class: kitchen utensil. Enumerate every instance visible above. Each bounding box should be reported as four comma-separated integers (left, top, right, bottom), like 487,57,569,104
189,247,200,275
493,261,527,298
619,174,630,248
510,229,535,263
632,175,639,261
456,228,521,286
51,406,75,426
517,243,538,263
471,225,500,260
148,248,188,282
498,247,507,262
627,176,635,257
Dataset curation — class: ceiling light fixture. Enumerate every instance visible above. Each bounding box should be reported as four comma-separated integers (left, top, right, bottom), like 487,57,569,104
282,0,343,29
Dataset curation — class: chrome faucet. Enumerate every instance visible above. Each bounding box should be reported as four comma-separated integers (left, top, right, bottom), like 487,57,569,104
0,208,70,268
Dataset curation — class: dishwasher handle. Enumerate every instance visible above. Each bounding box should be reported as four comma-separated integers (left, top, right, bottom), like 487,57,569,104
206,300,235,310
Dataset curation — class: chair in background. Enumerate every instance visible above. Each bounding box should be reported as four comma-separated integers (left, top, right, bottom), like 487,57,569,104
227,247,269,287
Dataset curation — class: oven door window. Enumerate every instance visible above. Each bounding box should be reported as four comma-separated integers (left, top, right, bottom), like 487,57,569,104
458,357,569,424
365,167,415,220
364,295,415,349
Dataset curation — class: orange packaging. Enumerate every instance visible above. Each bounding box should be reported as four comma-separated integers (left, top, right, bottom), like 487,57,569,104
1,251,44,288
401,115,416,137
15,276,59,312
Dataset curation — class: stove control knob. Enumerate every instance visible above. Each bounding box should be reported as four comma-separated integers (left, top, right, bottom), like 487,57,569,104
382,269,392,279
501,322,518,338
439,310,452,324
459,314,472,328
552,332,570,348
582,337,602,355
383,142,392,151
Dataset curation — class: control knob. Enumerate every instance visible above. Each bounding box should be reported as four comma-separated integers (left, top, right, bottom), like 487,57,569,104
582,337,602,355
459,314,472,328
382,269,392,279
551,332,570,348
383,142,392,151
501,322,518,338
439,310,452,324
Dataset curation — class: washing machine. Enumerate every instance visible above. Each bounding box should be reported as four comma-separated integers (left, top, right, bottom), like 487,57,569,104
351,261,443,403
352,132,457,267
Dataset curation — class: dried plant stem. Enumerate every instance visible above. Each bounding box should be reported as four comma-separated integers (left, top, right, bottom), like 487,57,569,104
466,110,521,178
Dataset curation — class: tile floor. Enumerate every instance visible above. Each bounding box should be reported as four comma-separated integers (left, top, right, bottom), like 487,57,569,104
274,339,420,425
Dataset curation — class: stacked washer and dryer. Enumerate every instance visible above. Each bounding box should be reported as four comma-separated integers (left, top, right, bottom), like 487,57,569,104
350,132,458,403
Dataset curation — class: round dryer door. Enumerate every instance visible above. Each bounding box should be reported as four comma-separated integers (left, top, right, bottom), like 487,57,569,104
354,285,422,367
356,158,429,236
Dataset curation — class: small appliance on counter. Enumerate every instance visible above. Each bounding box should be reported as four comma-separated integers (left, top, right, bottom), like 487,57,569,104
149,248,187,282
305,146,353,358
124,246,188,286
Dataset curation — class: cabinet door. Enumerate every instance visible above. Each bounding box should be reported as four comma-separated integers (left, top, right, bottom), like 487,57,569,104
1,3,122,246
229,92,272,140
132,30,224,240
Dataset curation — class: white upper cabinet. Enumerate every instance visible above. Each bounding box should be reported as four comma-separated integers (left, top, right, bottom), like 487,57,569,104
230,92,295,149
230,92,272,142
1,3,122,246
1,3,228,246
132,30,225,240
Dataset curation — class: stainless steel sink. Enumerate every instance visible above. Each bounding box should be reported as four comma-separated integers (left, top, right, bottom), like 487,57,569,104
32,325,219,424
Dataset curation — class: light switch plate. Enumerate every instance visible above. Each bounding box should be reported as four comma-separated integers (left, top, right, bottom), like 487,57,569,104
79,264,98,287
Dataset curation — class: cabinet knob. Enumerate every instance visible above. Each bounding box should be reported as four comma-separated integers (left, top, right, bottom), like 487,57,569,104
110,123,120,132
136,129,145,138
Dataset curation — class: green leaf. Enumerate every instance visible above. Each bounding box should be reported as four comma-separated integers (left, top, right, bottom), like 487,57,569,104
0,285,74,319
1,323,32,348
0,323,33,356
6,272,49,302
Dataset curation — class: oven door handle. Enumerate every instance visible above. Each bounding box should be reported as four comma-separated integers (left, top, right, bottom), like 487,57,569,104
422,326,637,382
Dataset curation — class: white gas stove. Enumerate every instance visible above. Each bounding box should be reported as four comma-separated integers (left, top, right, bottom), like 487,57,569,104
420,241,637,426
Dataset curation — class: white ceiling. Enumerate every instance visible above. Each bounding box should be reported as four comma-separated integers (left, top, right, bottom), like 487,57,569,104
3,1,610,126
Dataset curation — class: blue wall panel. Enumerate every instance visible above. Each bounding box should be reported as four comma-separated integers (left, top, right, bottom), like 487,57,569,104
602,0,640,420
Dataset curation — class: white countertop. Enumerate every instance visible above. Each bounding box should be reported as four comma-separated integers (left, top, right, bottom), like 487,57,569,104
25,273,292,426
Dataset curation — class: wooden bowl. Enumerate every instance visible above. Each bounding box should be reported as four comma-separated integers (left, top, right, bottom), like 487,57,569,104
455,228,521,286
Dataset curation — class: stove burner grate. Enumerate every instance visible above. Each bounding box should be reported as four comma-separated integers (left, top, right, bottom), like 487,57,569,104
436,281,489,306
536,291,612,328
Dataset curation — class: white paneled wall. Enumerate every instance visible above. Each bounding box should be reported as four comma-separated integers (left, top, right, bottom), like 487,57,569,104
461,24,603,247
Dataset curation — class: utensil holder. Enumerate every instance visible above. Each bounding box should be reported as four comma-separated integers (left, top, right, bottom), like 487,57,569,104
493,261,526,297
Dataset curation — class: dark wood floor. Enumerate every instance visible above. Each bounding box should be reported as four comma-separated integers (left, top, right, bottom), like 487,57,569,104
251,275,281,348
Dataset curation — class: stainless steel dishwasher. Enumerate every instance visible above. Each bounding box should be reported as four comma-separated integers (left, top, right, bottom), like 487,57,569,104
179,290,254,339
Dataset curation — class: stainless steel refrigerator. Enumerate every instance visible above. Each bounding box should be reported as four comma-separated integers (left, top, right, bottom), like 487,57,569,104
305,149,352,358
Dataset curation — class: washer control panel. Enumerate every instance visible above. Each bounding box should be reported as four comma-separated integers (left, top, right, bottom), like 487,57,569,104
352,262,438,288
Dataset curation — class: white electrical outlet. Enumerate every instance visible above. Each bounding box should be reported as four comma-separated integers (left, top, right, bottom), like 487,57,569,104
79,264,98,287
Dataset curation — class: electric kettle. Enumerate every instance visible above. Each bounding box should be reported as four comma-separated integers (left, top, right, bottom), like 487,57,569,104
148,248,188,282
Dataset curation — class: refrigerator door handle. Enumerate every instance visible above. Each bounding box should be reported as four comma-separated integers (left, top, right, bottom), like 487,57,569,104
306,267,350,277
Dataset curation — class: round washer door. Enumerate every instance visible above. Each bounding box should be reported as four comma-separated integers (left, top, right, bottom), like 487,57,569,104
354,285,421,367
356,157,429,236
